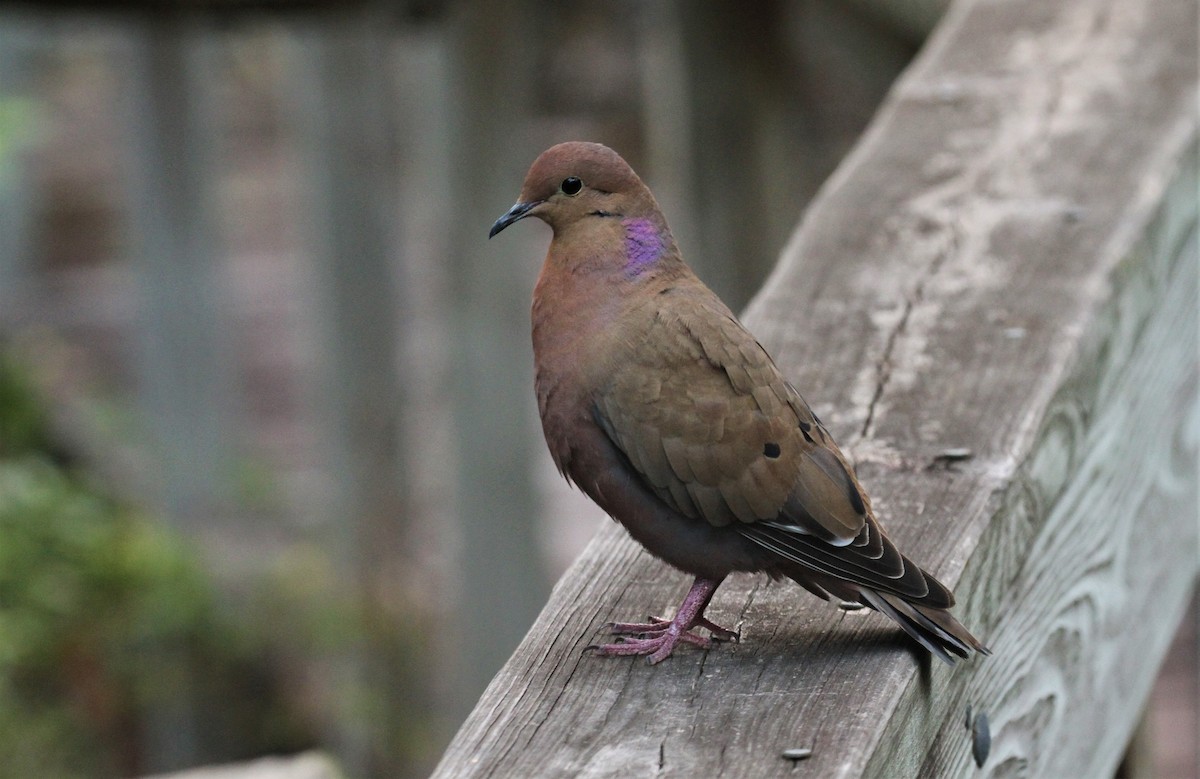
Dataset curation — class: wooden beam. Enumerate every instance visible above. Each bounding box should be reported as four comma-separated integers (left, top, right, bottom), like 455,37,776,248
0,12,40,310
118,16,233,771
440,0,551,727
142,751,340,779
644,0,920,312
120,17,238,529
431,0,1198,775
284,10,408,775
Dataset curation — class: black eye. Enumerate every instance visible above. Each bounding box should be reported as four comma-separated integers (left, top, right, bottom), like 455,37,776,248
561,176,583,196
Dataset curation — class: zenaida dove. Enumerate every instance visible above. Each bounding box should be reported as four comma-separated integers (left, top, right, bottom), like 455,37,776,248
490,141,988,665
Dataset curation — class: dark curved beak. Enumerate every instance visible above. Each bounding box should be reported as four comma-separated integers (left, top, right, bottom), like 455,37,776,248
489,200,541,238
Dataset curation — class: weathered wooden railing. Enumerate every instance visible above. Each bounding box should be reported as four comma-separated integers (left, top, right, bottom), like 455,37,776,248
432,0,1198,775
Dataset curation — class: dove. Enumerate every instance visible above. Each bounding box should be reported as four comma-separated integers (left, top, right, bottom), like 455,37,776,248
489,141,988,665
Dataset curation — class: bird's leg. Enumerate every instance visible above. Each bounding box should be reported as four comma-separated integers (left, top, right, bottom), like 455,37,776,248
590,576,739,664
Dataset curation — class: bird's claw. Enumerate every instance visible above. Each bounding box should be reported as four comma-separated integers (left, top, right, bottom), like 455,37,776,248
606,616,669,636
700,619,741,643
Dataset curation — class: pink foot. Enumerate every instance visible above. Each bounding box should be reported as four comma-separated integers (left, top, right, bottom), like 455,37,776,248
607,615,740,643
586,577,737,664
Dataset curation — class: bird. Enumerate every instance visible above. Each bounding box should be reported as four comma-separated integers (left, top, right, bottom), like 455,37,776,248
489,141,988,665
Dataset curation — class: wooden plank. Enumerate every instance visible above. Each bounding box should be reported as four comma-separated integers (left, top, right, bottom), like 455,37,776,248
440,0,551,725
120,17,237,529
118,18,232,772
143,752,340,779
643,0,918,312
0,13,40,309
284,11,407,776
431,0,1198,776
865,131,1197,778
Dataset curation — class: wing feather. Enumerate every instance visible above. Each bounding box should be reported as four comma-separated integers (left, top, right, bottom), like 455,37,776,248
596,297,869,538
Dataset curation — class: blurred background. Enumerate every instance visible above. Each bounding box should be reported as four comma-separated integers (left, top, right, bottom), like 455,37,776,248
0,1,1192,777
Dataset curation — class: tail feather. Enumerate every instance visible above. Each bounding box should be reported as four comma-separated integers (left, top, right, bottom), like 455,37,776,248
859,589,989,665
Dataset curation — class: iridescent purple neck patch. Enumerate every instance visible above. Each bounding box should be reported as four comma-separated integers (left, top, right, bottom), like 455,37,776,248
622,217,664,278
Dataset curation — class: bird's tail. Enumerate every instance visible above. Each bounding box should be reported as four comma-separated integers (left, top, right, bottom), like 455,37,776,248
857,588,990,665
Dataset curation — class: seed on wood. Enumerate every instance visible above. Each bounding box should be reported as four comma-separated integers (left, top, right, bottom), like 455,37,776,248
838,601,866,612
781,747,812,761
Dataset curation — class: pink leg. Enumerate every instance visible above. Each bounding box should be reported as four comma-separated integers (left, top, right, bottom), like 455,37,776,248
588,576,739,664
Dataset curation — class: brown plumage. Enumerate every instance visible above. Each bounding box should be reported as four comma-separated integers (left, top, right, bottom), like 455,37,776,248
490,141,988,665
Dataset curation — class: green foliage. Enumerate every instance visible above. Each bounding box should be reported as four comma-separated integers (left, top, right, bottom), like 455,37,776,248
0,355,53,458
0,353,437,776
0,459,321,777
0,358,315,777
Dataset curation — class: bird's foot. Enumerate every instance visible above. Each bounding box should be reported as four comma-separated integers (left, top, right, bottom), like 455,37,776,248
586,576,733,664
607,615,740,643
589,614,739,664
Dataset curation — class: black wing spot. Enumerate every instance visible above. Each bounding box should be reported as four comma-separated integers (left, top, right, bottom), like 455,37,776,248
798,421,815,444
763,442,781,458
658,286,675,296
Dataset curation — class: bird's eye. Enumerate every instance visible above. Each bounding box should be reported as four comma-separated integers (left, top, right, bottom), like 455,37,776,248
561,176,583,196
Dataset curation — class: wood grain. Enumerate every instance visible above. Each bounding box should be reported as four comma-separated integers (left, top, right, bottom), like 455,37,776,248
433,0,1199,776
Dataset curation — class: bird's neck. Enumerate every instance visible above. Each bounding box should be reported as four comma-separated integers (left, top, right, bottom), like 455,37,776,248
533,216,687,326
530,217,691,406
620,216,672,279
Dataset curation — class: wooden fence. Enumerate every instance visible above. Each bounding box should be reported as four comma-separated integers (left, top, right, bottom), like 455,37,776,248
431,0,1198,775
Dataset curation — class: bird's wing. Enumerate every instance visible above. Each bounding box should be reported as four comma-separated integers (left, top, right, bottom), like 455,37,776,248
593,293,950,604
593,294,867,543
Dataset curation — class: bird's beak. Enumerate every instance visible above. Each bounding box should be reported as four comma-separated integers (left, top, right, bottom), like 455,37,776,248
489,200,541,238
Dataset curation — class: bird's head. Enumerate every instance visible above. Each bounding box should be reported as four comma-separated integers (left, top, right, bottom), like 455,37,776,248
489,142,658,238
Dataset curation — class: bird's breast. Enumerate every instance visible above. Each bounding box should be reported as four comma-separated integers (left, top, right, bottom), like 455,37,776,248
532,262,629,382
531,262,647,475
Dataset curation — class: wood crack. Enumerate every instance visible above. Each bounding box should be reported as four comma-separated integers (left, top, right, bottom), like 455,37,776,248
735,575,766,630
859,297,914,440
512,573,643,765
858,227,958,440
520,625,587,751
